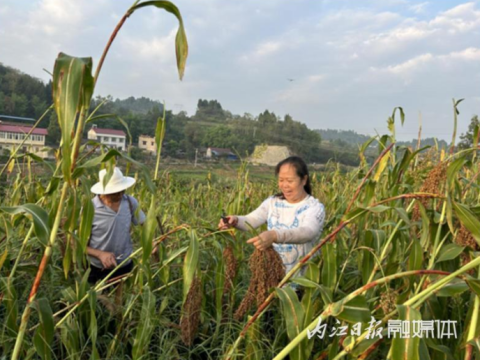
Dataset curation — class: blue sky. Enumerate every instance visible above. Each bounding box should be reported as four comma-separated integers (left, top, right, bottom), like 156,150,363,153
1,0,479,141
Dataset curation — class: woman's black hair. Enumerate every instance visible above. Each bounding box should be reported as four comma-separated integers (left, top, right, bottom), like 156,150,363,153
275,156,312,197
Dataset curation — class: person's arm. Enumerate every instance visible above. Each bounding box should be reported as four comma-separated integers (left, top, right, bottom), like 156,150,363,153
248,203,326,250
235,197,271,231
218,197,271,231
87,246,117,269
273,203,326,244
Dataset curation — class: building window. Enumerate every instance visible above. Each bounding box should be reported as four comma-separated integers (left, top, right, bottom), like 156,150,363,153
0,132,4,139
151,141,154,146
143,141,147,145
104,137,109,142
97,136,101,141
118,147,122,151
112,137,116,143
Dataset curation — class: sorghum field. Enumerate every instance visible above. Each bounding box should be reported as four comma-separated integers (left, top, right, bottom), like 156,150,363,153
1,1,480,359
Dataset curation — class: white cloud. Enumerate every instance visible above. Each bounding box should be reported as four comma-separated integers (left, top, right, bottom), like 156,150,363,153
369,46,480,79
439,2,476,18
240,40,284,63
273,74,329,105
255,41,282,57
430,2,480,34
26,0,88,36
0,5,9,15
364,25,435,47
120,30,176,63
318,10,401,32
409,2,429,14
308,74,326,83
446,47,480,61
35,0,83,23
374,53,433,75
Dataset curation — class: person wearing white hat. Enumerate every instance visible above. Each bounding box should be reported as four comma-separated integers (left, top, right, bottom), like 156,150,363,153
87,167,146,283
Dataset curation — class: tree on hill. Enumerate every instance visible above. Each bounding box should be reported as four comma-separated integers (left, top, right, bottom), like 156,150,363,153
258,110,278,125
0,63,50,119
194,99,226,122
316,129,371,144
458,115,480,150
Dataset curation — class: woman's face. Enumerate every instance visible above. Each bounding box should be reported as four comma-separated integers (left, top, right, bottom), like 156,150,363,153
278,164,307,203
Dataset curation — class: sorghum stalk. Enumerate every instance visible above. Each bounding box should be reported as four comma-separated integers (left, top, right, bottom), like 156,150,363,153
464,267,480,360
7,225,34,286
366,200,416,284
11,181,69,360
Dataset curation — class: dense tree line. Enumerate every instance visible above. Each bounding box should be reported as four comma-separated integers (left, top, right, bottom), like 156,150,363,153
317,129,371,144
0,63,51,126
318,128,449,150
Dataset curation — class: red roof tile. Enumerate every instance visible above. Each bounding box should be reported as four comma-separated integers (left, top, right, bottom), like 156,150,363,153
0,124,48,135
91,127,126,136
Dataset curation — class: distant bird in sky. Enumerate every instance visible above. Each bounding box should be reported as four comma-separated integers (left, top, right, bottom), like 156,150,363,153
287,78,295,82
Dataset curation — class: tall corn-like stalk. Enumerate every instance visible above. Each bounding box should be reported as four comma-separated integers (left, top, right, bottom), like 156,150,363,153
10,2,188,359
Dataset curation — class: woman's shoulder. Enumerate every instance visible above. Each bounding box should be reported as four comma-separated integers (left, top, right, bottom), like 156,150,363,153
301,196,325,224
263,195,278,205
305,196,325,212
262,195,289,209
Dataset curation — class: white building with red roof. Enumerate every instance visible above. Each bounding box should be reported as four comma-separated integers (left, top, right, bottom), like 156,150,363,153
0,122,49,158
87,125,126,151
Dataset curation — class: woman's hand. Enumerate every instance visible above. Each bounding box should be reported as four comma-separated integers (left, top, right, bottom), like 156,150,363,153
247,230,277,251
218,215,238,230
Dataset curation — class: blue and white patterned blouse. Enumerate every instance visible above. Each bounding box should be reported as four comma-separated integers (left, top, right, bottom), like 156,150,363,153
236,195,326,275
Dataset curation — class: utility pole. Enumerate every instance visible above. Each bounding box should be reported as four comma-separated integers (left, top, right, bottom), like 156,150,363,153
194,148,198,167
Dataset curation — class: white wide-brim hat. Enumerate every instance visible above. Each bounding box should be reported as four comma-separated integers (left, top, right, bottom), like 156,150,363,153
91,167,136,195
